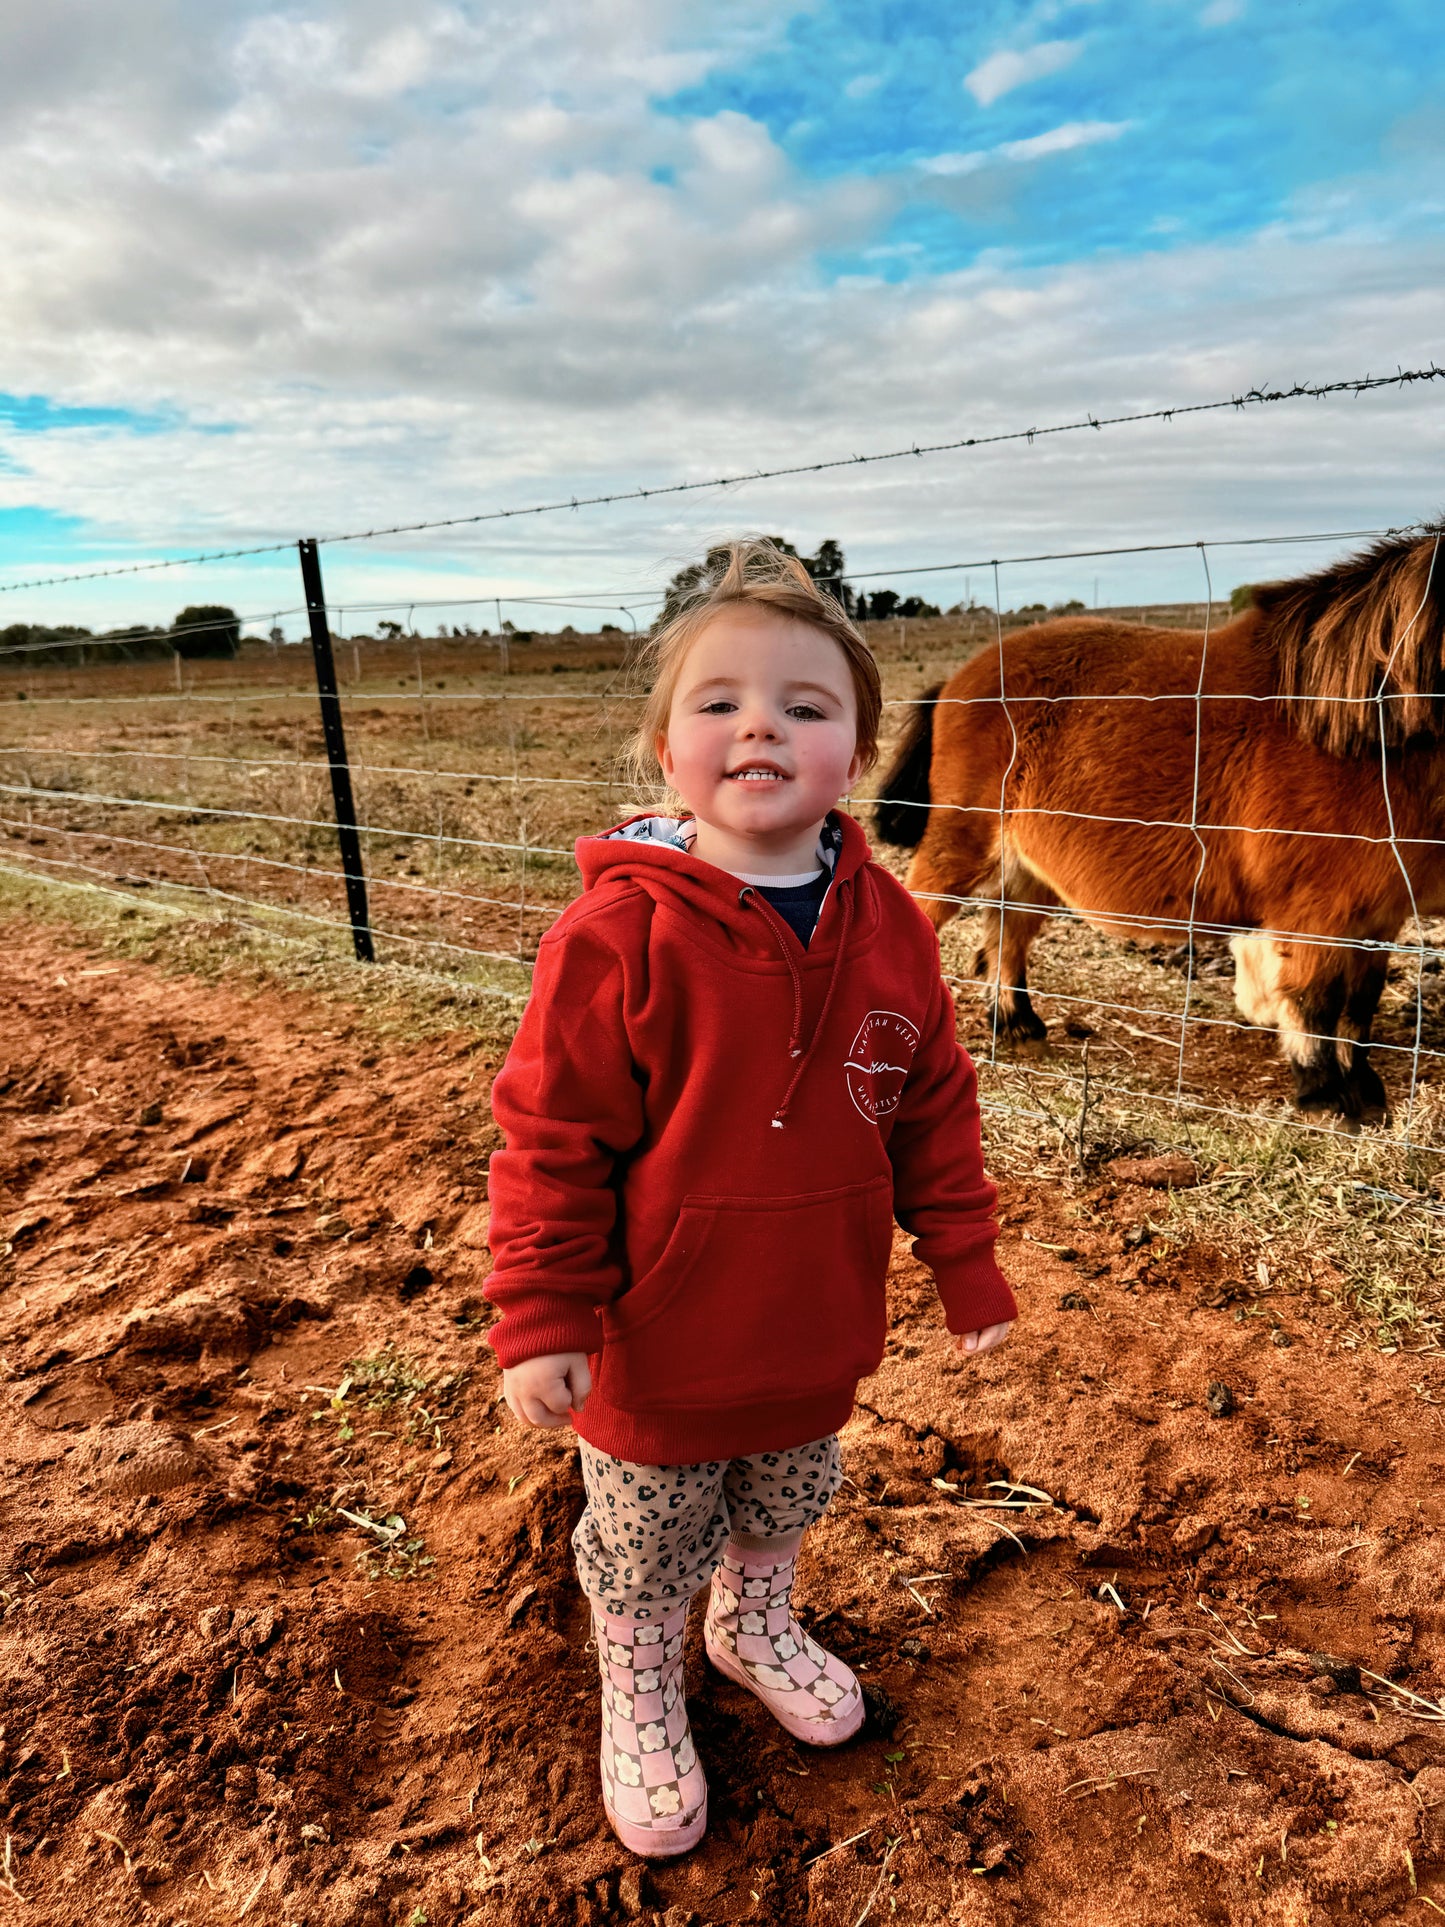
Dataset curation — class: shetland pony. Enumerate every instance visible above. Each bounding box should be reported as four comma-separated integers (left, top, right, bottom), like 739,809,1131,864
874,525,1445,1119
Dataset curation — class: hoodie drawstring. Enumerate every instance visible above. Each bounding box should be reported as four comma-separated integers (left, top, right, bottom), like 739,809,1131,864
738,880,855,1129
738,886,807,1057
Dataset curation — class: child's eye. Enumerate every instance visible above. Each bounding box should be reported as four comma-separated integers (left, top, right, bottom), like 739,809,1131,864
787,704,825,721
699,700,736,715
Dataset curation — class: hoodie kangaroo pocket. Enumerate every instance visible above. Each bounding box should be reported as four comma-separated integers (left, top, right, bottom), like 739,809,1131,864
603,1177,894,1411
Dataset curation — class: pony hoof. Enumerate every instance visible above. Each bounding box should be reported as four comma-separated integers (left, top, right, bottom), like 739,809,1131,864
983,985,1048,1044
1294,1094,1361,1134
1350,1068,1389,1119
1007,1026,1050,1050
985,1010,1049,1046
1001,1013,1049,1045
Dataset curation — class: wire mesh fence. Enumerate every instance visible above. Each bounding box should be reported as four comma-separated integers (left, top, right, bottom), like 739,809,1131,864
2,519,1443,1168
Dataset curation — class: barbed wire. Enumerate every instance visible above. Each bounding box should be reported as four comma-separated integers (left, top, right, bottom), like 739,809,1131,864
316,522,1411,616
2,365,1440,595
0,521,1424,654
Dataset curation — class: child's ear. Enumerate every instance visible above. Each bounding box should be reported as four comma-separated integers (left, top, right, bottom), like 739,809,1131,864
845,745,866,789
656,731,673,782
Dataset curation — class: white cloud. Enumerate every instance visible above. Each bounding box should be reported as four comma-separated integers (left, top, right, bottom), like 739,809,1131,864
843,72,883,100
921,119,1131,175
964,38,1083,108
1200,0,1246,25
1001,118,1132,161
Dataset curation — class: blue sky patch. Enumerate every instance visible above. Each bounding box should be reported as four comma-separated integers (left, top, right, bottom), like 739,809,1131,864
0,505,96,573
0,393,178,436
665,0,1443,275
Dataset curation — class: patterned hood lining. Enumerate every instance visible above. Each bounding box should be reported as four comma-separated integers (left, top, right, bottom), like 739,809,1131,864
602,812,843,876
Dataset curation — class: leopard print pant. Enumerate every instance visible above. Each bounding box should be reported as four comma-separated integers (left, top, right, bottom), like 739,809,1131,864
573,1435,842,1620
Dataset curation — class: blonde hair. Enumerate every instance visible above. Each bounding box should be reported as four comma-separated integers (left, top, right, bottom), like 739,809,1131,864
627,537,883,794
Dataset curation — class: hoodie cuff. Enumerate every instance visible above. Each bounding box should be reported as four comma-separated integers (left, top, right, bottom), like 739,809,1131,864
933,1257,1019,1336
486,1295,606,1370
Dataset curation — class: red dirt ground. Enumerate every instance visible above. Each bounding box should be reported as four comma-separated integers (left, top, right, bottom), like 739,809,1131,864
1,918,1442,1927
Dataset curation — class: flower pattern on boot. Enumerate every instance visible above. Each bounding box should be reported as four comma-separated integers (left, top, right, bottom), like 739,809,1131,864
704,1545,865,1745
593,1603,707,1856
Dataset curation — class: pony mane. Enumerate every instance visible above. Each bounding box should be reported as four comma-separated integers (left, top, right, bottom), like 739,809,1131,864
1255,520,1445,756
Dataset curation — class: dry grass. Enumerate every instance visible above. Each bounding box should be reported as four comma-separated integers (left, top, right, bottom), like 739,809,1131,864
971,1042,1444,1353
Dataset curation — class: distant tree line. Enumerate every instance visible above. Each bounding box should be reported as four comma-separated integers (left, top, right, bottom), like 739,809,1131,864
1,604,242,666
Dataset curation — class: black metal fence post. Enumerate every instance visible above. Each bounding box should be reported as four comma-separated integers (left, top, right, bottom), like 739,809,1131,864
298,538,375,962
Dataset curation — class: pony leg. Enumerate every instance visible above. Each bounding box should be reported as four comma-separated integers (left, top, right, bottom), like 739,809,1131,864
1233,939,1392,1122
1337,956,1388,1121
971,848,1059,1044
1236,939,1366,1119
904,814,1055,1042
903,800,999,935
1230,937,1282,1030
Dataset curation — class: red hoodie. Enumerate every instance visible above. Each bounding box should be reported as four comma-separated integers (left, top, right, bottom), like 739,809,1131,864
484,809,1016,1463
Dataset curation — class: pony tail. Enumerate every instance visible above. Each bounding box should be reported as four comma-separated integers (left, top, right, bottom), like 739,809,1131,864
873,684,940,846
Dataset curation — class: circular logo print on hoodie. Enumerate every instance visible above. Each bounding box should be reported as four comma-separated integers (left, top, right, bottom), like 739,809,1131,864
845,1010,921,1121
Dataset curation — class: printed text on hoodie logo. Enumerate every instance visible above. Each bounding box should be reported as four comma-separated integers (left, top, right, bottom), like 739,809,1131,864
845,1010,921,1122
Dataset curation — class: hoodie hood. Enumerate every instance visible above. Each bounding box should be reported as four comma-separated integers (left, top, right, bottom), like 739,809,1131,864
574,808,867,952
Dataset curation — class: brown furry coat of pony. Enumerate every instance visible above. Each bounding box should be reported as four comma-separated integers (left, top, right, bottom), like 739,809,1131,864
874,525,1445,1119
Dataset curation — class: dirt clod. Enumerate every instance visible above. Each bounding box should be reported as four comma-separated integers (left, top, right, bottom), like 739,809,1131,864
1169,1516,1216,1554
1310,1651,1364,1694
862,1682,902,1736
616,1864,652,1916
119,1287,260,1358
83,1421,199,1499
1205,1380,1236,1417
1107,1155,1202,1189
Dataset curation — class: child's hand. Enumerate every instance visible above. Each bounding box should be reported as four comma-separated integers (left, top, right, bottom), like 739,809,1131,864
501,1352,592,1428
953,1322,1013,1359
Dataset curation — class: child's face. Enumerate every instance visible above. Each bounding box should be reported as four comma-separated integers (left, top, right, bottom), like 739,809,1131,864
658,608,864,845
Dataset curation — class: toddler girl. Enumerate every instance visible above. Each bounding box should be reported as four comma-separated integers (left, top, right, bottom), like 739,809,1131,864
484,540,1015,1856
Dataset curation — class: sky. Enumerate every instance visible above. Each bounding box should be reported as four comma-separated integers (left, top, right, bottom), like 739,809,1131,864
0,0,1442,635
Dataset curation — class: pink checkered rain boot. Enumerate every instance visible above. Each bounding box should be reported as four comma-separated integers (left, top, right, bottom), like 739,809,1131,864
703,1541,865,1744
593,1602,708,1857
